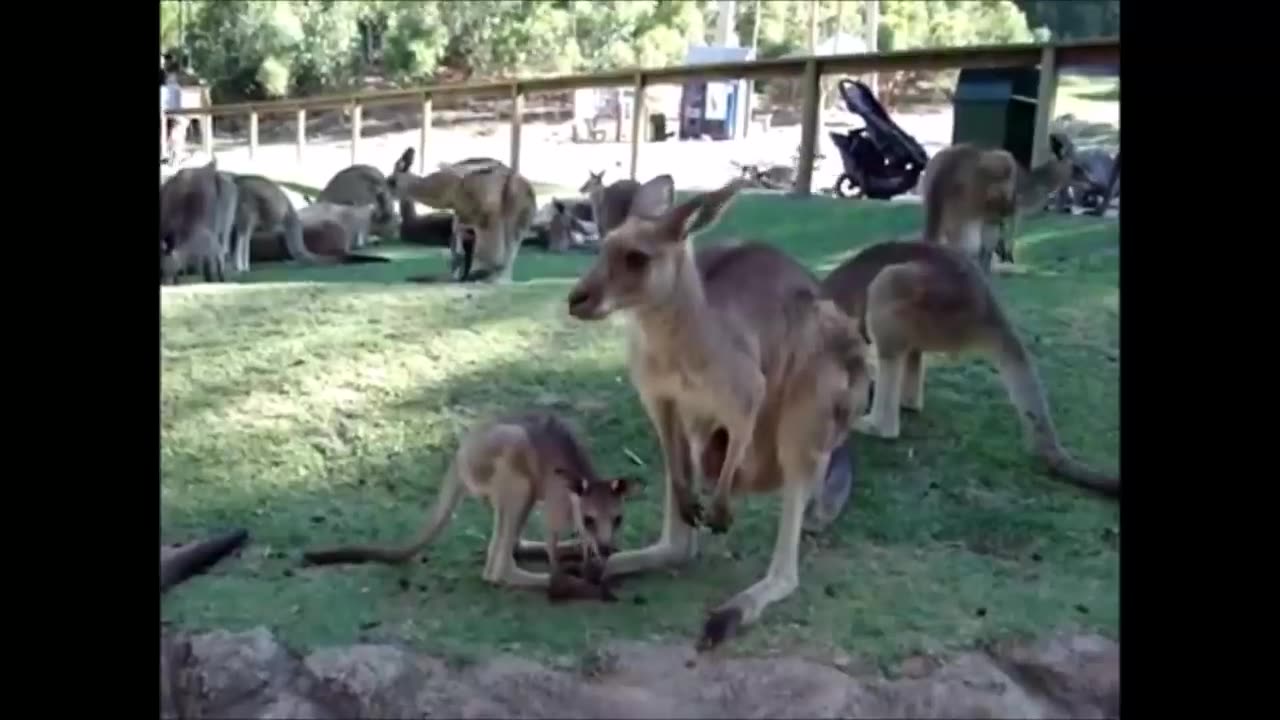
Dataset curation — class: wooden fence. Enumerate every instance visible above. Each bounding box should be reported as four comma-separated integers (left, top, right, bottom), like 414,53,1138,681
164,38,1118,197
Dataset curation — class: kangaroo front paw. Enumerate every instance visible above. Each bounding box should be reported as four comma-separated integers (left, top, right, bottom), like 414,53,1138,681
677,495,705,528
706,498,734,534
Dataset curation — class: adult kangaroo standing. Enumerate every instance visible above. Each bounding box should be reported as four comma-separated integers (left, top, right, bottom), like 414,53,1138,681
566,175,869,650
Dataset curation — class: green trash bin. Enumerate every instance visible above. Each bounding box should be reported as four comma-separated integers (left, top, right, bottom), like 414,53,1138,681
951,67,1041,168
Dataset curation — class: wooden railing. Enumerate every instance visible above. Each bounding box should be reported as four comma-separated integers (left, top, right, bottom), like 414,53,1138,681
164,38,1118,196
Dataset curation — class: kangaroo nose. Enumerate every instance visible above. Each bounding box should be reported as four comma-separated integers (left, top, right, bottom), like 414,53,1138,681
597,544,614,559
567,287,593,314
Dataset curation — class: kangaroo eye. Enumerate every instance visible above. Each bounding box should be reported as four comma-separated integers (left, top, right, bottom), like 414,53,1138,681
623,250,650,272
583,517,596,531
614,514,623,529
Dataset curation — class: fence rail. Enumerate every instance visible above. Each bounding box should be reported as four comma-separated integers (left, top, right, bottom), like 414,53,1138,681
163,38,1119,194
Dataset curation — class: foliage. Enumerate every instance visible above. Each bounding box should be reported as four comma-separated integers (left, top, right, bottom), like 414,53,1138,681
1013,0,1120,42
164,0,1062,103
256,56,291,99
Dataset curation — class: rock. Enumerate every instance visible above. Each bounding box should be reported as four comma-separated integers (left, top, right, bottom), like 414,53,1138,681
159,626,1118,719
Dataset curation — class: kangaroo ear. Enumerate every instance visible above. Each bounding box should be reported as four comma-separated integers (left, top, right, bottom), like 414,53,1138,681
630,174,675,218
552,199,566,214
661,178,744,241
395,147,415,174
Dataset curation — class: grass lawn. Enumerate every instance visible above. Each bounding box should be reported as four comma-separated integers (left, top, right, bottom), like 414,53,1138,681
160,194,1119,668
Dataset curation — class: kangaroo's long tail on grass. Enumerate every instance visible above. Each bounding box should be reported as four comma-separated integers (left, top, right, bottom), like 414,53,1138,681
161,528,250,593
340,254,392,264
302,463,467,566
281,208,325,265
993,328,1120,500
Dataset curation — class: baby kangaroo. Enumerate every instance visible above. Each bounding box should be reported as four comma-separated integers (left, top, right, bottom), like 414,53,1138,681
302,412,636,601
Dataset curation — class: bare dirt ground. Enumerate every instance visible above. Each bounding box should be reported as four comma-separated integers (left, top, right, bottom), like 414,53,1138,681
161,625,1119,719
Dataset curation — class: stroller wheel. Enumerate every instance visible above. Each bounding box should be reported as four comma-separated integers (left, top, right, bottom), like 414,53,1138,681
835,174,860,198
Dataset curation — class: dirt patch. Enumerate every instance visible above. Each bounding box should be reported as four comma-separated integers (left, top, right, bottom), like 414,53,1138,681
160,625,1117,718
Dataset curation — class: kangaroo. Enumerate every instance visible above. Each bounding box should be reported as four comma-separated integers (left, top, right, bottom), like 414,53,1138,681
302,412,636,601
231,174,321,270
820,239,1118,499
299,190,397,251
526,200,596,253
566,175,869,650
160,160,235,284
388,154,536,282
995,133,1079,263
918,143,1020,274
315,149,412,241
579,170,641,237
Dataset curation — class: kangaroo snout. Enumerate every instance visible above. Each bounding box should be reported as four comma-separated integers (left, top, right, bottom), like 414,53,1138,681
567,283,607,320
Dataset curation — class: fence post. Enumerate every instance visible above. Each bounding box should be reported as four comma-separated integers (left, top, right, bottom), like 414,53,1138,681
350,102,362,165
510,83,524,175
420,94,433,174
793,58,821,197
248,111,259,160
1031,45,1060,168
161,108,167,162
202,113,213,158
296,109,306,163
629,73,647,180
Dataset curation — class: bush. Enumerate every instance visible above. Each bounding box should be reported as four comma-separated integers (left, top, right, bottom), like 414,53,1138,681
256,56,292,99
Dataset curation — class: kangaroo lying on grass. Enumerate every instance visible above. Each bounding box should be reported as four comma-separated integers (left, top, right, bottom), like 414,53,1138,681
821,239,1119,499
388,152,536,282
302,411,636,602
919,143,1020,274
314,149,411,241
298,189,397,251
160,160,237,284
579,170,640,238
232,174,322,271
567,175,869,650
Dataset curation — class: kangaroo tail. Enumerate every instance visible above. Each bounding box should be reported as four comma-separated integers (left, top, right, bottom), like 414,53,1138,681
991,324,1119,499
161,528,250,593
281,207,324,265
302,462,467,566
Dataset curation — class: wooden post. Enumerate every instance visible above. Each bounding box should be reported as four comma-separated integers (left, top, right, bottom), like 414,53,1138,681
615,88,625,143
296,109,306,162
160,108,167,162
793,59,821,197
202,113,213,158
1031,46,1060,167
743,0,762,139
248,111,259,160
864,1,880,96
350,102,362,165
509,84,524,175
629,74,647,180
420,94,433,174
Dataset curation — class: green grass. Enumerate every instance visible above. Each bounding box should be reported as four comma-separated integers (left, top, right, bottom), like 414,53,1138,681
160,195,1119,666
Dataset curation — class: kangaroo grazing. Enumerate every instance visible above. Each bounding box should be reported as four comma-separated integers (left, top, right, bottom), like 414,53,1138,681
302,412,636,602
820,239,1119,499
566,176,869,649
919,143,1020,274
388,153,536,282
231,174,321,270
160,160,236,284
579,170,641,237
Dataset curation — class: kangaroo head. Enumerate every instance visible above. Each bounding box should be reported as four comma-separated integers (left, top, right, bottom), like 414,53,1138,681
567,175,743,321
579,170,605,195
562,473,636,559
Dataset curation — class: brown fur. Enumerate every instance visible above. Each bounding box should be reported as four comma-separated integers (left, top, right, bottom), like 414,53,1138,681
299,193,395,251
302,412,635,601
160,160,234,284
579,170,641,237
316,164,401,240
232,174,322,268
388,153,536,282
919,144,1020,274
566,175,868,649
820,239,1118,498
998,133,1079,262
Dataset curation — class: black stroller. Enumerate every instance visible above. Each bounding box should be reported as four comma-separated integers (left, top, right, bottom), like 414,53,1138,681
828,79,929,200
